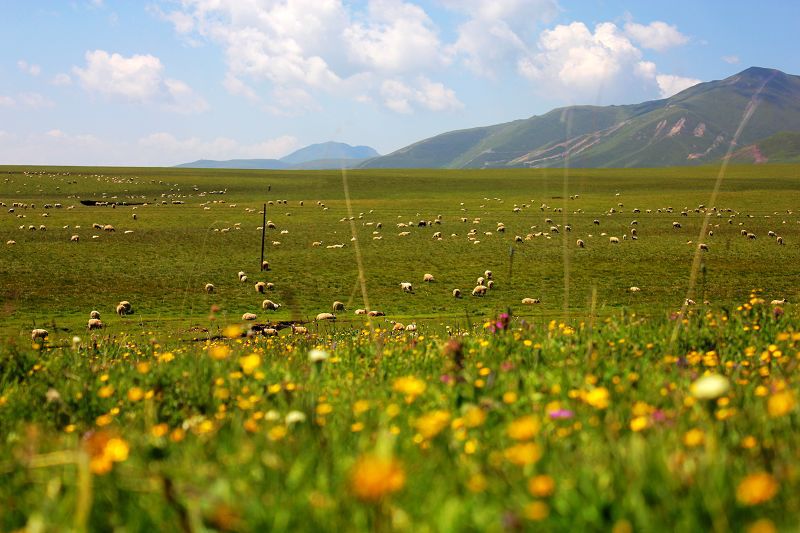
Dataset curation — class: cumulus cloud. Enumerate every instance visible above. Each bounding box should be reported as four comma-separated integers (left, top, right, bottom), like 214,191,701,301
17,60,41,76
155,0,460,114
624,21,689,51
72,50,208,113
138,132,299,160
380,77,463,113
722,55,740,64
0,95,15,107
50,73,72,86
0,93,54,109
655,74,701,97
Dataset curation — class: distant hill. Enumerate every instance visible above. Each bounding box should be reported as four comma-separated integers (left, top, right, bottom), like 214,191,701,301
176,141,379,170
727,131,800,163
362,67,800,169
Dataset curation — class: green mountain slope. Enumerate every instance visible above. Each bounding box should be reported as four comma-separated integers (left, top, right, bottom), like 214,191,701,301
362,67,800,169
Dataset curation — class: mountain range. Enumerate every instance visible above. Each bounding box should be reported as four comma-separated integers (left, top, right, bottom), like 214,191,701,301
176,141,379,170
362,66,800,168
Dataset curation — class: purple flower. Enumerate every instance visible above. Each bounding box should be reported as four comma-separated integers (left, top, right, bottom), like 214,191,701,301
548,409,574,420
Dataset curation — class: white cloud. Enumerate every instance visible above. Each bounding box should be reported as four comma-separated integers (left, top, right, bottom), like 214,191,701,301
17,60,42,76
156,0,460,114
72,50,207,113
51,73,72,86
655,74,701,97
138,132,299,161
624,21,689,52
18,93,55,109
0,95,14,107
722,55,740,64
380,77,463,113
344,0,447,73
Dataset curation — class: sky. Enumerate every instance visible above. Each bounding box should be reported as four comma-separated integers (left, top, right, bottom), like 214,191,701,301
0,0,798,166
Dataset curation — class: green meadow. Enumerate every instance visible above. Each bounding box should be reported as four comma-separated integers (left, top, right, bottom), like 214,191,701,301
1,164,799,531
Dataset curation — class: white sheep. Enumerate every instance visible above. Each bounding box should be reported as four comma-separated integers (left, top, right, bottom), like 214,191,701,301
400,282,414,293
71,235,80,242
242,313,258,321
265,282,275,291
87,318,103,330
316,312,336,321
238,271,246,281
261,260,270,271
472,285,487,296
291,325,308,334
255,282,266,293
630,286,641,292
332,301,345,311
103,224,115,232
355,309,367,315
453,288,462,298
609,237,620,244
487,280,495,289
6,240,15,245
405,324,417,332
776,236,784,245
263,328,279,336
262,300,281,311
205,283,215,294
392,322,405,332
368,310,385,317
698,243,709,251
31,328,49,342
477,276,485,286
672,222,681,229
90,310,101,319
423,273,435,282
484,270,493,280
770,298,787,305
521,298,540,304
576,239,585,248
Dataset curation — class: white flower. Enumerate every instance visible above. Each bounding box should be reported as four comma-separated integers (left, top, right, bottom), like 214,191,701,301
691,374,730,400
264,410,281,421
308,348,330,363
285,411,307,425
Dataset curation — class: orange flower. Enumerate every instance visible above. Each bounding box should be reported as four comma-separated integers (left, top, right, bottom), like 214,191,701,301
507,416,540,441
83,431,130,475
528,475,555,497
736,473,779,505
767,391,794,418
349,454,405,503
415,410,451,439
503,442,542,466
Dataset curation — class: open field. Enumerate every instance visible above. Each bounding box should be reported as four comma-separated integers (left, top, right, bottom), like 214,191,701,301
1,165,799,531
1,164,798,339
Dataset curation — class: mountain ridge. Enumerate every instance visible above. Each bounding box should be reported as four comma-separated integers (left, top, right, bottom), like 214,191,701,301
176,141,379,170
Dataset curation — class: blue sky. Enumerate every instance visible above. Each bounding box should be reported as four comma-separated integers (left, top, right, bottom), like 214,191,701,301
0,0,797,166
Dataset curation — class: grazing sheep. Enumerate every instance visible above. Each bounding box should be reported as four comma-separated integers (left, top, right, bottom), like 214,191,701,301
593,219,600,225
70,235,79,242
242,313,258,321
291,325,308,335
368,310,386,317
355,309,367,315
740,229,748,236
238,271,246,281
423,273,435,282
768,231,776,238
132,213,137,220
672,222,681,229
515,235,523,243
400,282,414,293
747,233,756,240
87,318,103,330
685,299,696,306
630,286,641,292
316,312,336,321
261,260,270,271
392,322,406,332
453,288,462,298
6,240,15,245
521,298,540,305
777,236,784,245
576,239,585,248
262,328,279,337
332,301,345,311
90,310,101,319
487,280,495,289
477,276,485,286
312,241,322,247
262,300,281,311
609,236,620,244
255,282,267,293
117,301,132,315
240,275,248,283
405,324,417,332
116,303,129,316
698,243,709,251
771,298,787,305
103,225,115,232
31,328,49,342
205,283,215,294
472,285,487,296
265,282,275,291
484,270,493,280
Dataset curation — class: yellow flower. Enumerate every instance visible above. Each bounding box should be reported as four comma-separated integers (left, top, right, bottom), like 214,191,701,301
463,406,487,428
268,425,287,441
96,414,113,427
105,438,129,462
127,387,144,402
523,501,549,521
151,423,169,437
316,403,333,416
502,391,518,404
736,472,779,505
507,416,540,440
690,374,729,400
767,391,794,417
353,400,370,415
528,475,555,497
349,454,405,503
503,442,542,466
585,387,610,409
466,473,487,493
630,416,649,432
415,410,451,439
209,345,231,360
392,376,426,401
97,385,114,398
746,519,776,533
223,325,242,339
239,353,261,375
683,428,705,447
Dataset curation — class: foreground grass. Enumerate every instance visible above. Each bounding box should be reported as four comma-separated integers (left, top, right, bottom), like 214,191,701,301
1,295,798,531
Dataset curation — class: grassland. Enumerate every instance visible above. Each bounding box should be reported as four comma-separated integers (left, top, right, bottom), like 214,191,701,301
1,164,798,339
1,164,799,531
